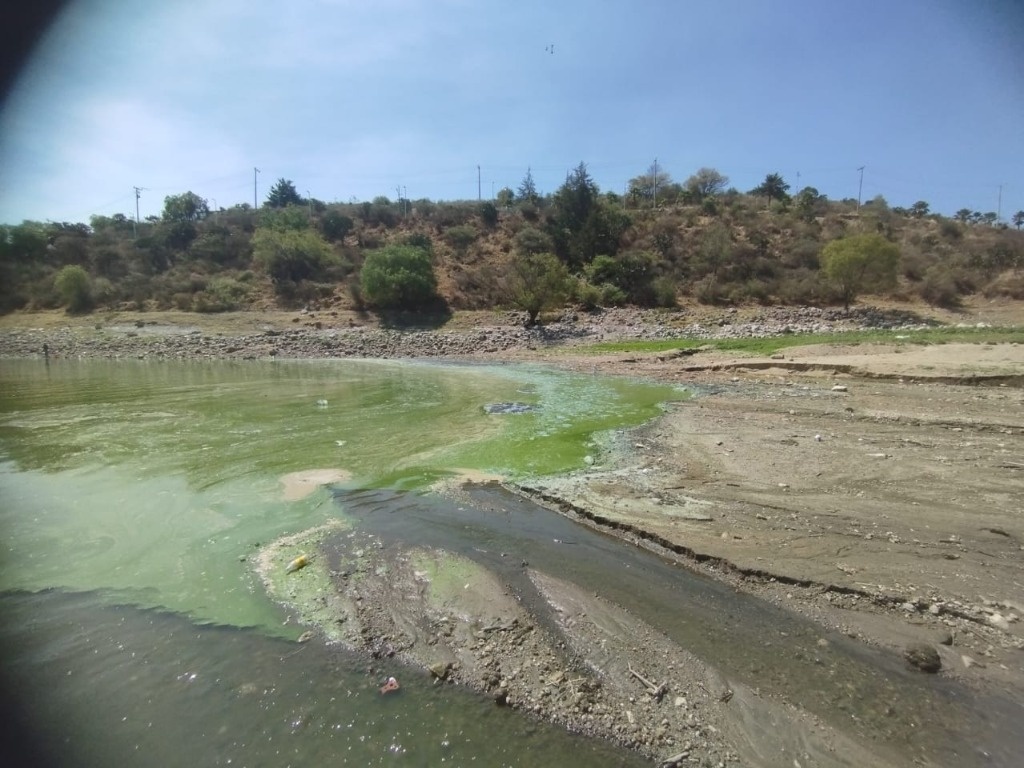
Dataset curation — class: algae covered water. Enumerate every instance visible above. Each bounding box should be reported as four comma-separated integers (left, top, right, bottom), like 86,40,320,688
0,357,679,765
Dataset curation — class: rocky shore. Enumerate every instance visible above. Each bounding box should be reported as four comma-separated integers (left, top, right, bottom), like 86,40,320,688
0,305,938,361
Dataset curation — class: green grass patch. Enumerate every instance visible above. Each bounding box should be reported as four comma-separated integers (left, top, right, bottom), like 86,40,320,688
578,326,1024,357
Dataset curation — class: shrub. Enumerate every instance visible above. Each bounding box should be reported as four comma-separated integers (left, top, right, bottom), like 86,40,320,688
820,233,900,308
479,201,499,228
54,265,93,313
252,228,337,285
194,277,250,312
445,224,478,255
359,244,438,309
981,271,1024,299
918,266,962,308
694,275,727,305
938,219,963,241
650,276,677,307
320,210,354,242
514,226,553,256
403,232,434,255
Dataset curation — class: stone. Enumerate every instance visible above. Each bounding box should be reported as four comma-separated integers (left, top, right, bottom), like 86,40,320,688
988,613,1011,631
429,661,452,680
904,643,941,673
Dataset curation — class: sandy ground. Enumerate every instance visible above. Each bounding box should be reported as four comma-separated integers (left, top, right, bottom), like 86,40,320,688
532,340,1024,688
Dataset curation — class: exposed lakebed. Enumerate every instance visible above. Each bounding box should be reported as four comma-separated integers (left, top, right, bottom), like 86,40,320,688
1,355,1019,766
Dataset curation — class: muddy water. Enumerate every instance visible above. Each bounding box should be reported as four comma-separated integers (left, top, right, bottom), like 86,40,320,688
0,589,647,767
328,484,1023,768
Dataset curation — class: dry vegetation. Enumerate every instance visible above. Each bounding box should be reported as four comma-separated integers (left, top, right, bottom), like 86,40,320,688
2,175,1023,322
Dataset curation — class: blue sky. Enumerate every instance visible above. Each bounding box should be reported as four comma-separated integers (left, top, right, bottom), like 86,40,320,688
0,0,1021,224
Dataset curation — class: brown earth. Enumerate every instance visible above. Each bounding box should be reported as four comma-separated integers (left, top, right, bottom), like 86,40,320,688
3,299,1024,766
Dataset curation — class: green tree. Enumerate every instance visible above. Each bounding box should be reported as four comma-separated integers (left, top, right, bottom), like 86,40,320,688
547,162,629,267
54,264,93,313
1013,210,1024,230
505,251,570,326
684,167,729,200
954,209,972,223
751,173,791,209
820,233,900,309
517,167,540,204
0,221,48,265
359,244,438,309
479,201,499,228
795,187,826,221
496,187,515,209
320,210,354,242
909,200,930,219
266,178,303,208
584,250,659,306
162,191,209,222
252,227,336,284
259,205,309,231
628,163,673,207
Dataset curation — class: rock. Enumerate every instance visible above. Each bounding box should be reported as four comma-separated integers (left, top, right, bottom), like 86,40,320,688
831,385,848,392
961,655,983,669
936,631,953,646
904,643,941,673
429,661,452,680
988,613,1011,631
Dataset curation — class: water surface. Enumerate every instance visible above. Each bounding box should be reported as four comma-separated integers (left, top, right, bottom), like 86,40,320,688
0,357,678,764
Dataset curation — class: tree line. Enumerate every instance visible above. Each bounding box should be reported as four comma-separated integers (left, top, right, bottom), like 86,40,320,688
2,165,1022,321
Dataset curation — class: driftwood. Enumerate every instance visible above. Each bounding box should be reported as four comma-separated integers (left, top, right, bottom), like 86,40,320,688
627,663,667,701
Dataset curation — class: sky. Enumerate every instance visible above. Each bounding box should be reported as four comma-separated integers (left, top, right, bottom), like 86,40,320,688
0,0,1022,225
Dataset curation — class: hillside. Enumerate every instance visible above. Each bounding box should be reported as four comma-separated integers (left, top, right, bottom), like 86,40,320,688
2,172,1022,320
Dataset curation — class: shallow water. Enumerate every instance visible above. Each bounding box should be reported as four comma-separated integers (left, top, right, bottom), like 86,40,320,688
0,357,678,765
0,589,648,768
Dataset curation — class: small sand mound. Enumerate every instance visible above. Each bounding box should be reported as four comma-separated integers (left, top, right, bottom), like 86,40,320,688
279,468,352,500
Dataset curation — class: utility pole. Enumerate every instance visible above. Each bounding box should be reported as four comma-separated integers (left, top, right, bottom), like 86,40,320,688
307,190,312,220
477,165,481,201
652,157,658,209
403,186,407,216
796,171,801,194
856,166,865,211
997,183,1003,221
254,167,260,209
133,186,146,238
